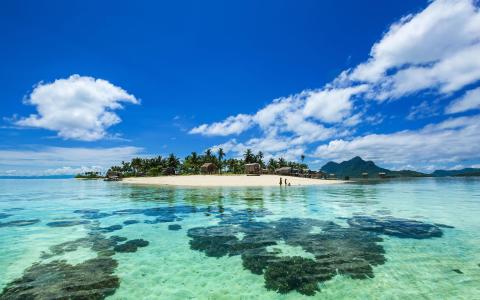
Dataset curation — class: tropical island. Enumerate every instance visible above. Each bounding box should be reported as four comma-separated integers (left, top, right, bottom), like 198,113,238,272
75,149,480,187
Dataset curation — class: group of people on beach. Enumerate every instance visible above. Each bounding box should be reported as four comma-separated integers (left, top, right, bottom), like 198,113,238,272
279,177,291,186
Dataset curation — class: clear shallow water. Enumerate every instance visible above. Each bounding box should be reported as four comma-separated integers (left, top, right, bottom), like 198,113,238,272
0,178,479,299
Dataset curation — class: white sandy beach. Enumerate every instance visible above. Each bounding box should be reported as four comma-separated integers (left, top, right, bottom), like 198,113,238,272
121,175,345,187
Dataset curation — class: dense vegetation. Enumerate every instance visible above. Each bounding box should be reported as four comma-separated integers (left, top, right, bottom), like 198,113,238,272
106,148,308,177
75,172,103,179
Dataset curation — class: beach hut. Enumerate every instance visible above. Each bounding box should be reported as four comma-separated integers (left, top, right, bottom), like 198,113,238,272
275,167,292,175
200,163,217,174
378,172,387,178
105,171,122,181
245,163,261,175
163,167,176,176
362,172,369,178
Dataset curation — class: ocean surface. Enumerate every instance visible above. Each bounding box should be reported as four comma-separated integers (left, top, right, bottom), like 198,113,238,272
0,178,479,299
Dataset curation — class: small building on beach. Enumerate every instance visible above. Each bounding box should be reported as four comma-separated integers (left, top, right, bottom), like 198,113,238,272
200,163,217,174
362,172,369,178
245,163,261,175
275,167,292,175
378,172,387,178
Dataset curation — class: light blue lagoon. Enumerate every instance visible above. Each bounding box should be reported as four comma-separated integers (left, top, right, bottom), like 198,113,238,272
0,178,479,299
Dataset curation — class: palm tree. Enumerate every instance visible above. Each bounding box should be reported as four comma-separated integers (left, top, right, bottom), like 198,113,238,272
205,149,213,162
131,157,143,175
267,158,278,173
278,157,287,167
243,149,255,163
301,154,305,162
217,148,225,174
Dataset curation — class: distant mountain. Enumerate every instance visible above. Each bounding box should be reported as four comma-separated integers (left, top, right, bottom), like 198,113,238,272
321,156,387,178
431,168,480,177
320,156,428,178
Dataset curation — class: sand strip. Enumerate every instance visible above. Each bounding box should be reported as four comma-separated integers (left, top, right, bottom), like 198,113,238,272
121,175,346,187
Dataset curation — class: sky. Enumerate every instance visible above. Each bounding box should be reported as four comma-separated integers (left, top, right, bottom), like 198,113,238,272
1,0,480,176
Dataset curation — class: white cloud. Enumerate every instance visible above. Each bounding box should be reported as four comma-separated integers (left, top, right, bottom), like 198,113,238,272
15,74,139,141
189,114,253,136
314,115,480,168
303,85,368,122
0,146,143,175
407,100,440,120
349,0,480,100
445,86,480,114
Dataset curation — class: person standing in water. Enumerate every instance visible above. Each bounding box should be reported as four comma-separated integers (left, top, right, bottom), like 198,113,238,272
284,178,287,185
279,177,283,186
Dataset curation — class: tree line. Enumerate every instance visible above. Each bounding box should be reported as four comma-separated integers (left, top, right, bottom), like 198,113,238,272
106,148,308,177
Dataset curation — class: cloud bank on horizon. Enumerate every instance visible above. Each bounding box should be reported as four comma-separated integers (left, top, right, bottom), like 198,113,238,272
189,0,480,170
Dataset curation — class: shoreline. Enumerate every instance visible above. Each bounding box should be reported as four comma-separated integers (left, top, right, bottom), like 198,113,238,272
120,175,346,187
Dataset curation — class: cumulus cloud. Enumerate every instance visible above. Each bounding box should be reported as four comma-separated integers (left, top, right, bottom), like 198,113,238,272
0,146,143,176
15,75,139,141
303,85,368,122
313,115,480,168
189,114,253,136
445,87,480,114
349,0,480,100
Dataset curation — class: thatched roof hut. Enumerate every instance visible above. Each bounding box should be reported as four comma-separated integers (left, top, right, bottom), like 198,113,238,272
378,172,387,178
362,172,369,178
275,167,292,175
245,163,261,175
200,163,217,174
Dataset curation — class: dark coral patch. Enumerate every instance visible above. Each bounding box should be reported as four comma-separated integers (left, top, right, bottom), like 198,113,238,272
264,257,321,295
46,220,90,227
347,216,443,239
3,208,24,211
452,269,463,274
114,239,149,253
0,213,12,219
73,209,112,219
434,223,455,229
96,225,123,233
0,257,119,299
168,224,182,231
144,215,176,224
0,219,40,227
73,209,100,214
187,217,386,295
123,220,140,225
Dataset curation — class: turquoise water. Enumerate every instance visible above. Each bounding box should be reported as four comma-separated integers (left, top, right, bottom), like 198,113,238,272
0,178,479,299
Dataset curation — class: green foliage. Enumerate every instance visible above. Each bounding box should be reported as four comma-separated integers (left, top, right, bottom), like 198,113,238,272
106,149,309,177
75,171,103,179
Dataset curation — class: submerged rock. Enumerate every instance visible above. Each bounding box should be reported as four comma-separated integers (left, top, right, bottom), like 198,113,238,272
452,269,463,274
0,219,40,227
46,220,90,227
347,216,443,239
0,257,119,299
168,224,182,231
114,239,149,253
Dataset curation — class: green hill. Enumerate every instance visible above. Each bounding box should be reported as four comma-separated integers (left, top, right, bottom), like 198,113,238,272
320,156,427,178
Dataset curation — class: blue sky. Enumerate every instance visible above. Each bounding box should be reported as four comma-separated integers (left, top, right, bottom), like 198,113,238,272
1,0,480,175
